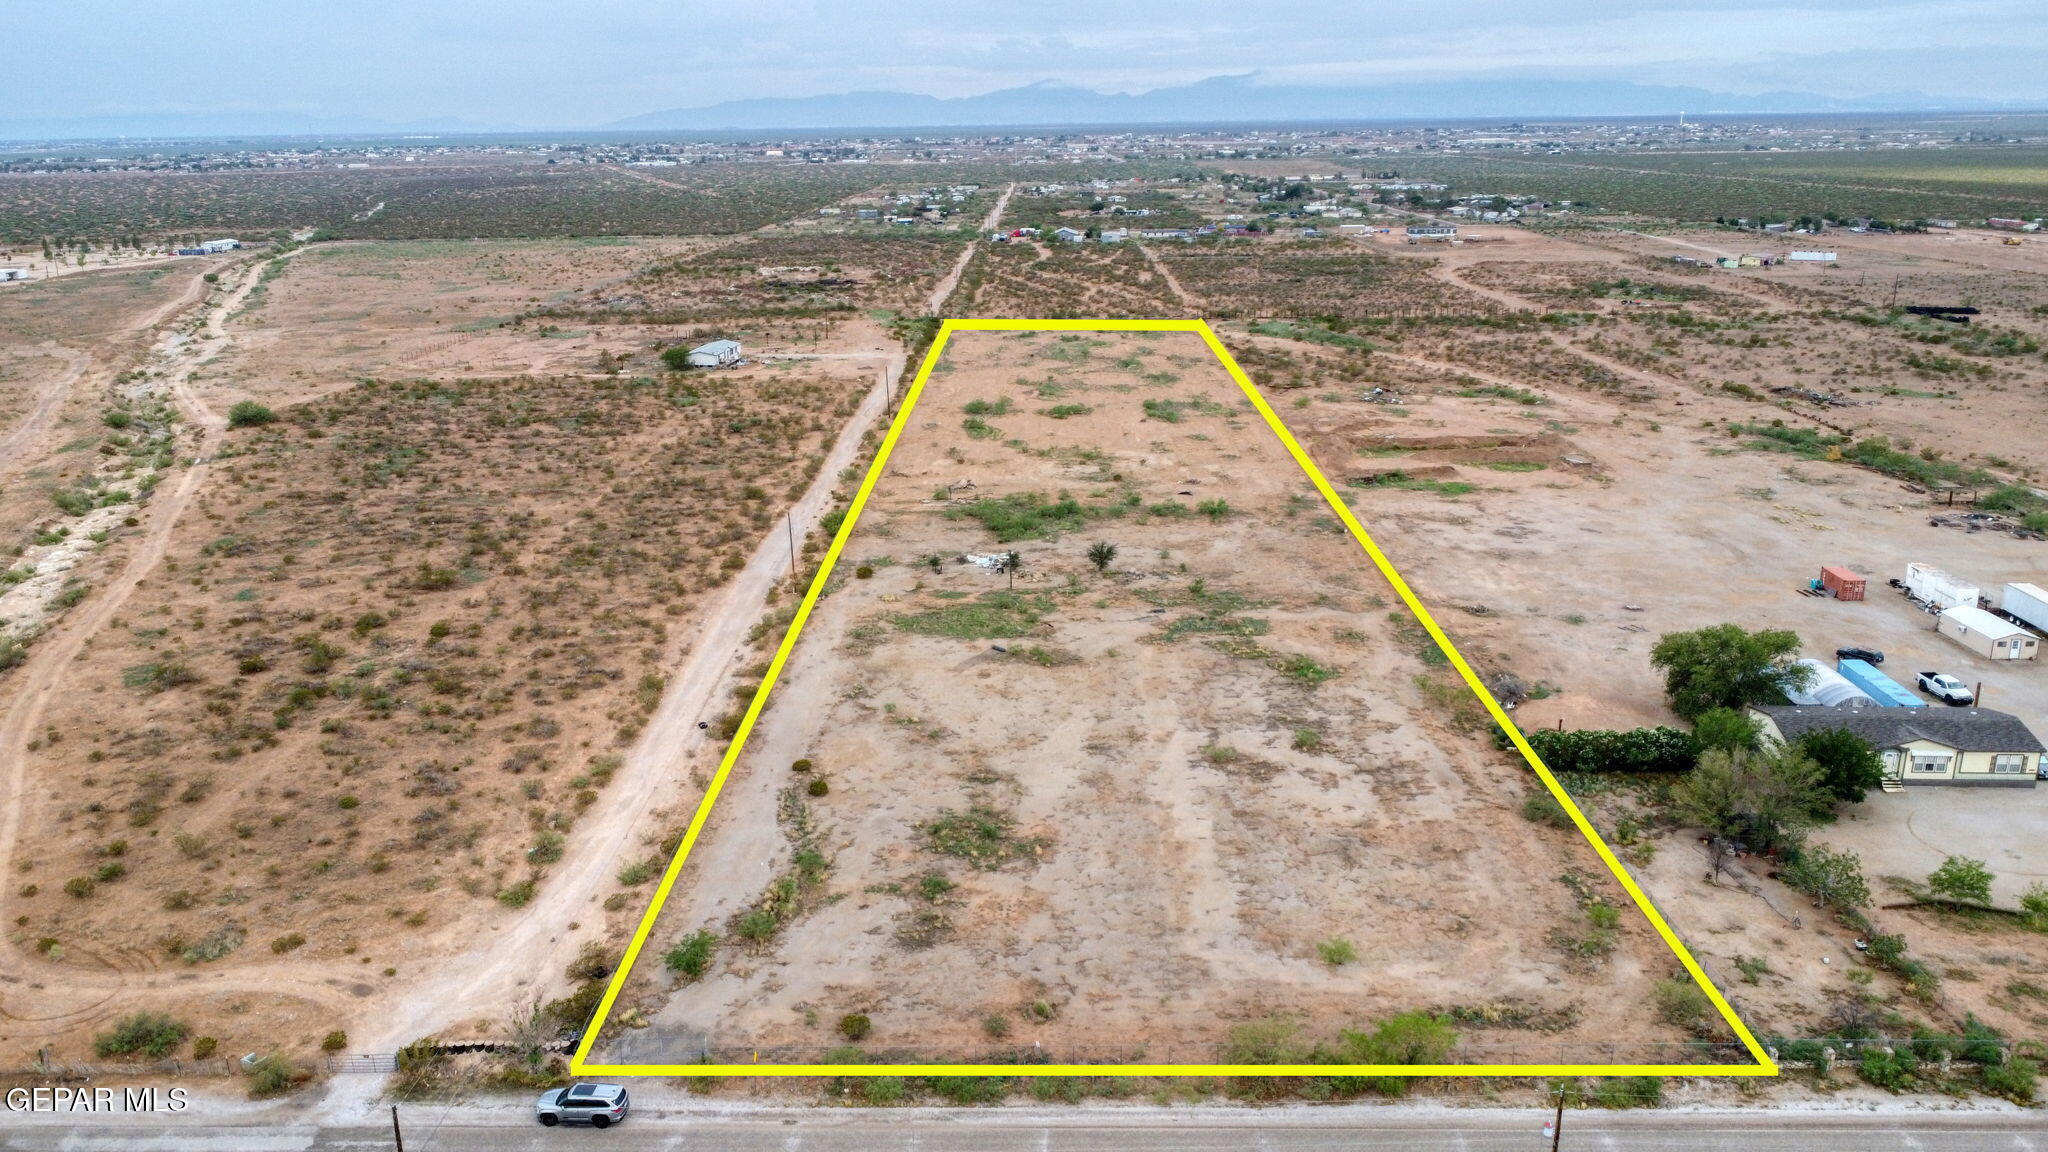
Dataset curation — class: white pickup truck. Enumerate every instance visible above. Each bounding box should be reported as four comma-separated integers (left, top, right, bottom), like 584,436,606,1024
1916,672,1975,706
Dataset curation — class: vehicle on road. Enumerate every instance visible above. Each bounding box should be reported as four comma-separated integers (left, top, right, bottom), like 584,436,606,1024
1916,672,1975,705
1835,646,1885,664
536,1083,630,1128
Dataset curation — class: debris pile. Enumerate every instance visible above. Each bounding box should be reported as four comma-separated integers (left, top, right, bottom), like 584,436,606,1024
1928,511,2046,540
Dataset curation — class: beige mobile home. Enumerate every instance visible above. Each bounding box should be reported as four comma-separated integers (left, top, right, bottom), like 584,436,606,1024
1937,604,2040,660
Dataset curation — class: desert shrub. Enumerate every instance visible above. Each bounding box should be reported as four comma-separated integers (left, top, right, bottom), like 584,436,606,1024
839,1013,872,1041
227,401,277,428
1588,1076,1662,1108
1859,1047,1915,1092
664,930,717,979
1520,790,1576,830
246,1054,303,1098
807,778,829,797
922,805,1042,869
1781,845,1871,909
791,758,814,773
1276,654,1336,686
192,1036,218,1059
1317,938,1358,966
1652,978,1713,1034
321,1031,348,1052
2021,883,2048,932
1086,540,1117,572
1980,1057,2039,1104
859,1076,906,1104
94,1013,189,1058
855,564,874,579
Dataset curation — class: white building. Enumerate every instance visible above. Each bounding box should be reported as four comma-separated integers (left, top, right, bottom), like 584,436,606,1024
1937,605,2040,661
1786,251,1838,263
199,238,241,253
0,268,28,282
685,339,742,368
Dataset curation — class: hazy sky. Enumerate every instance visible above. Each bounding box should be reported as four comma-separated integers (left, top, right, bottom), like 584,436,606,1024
13,0,2047,126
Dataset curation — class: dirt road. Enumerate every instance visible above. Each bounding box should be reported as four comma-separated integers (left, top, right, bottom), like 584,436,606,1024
0,265,214,477
924,183,1014,315
0,251,375,1038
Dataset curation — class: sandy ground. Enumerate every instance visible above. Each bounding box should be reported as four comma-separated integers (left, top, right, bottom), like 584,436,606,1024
599,329,1736,1069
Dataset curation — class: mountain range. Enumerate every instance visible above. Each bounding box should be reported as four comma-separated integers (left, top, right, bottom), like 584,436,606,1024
607,75,2014,132
2,76,2026,143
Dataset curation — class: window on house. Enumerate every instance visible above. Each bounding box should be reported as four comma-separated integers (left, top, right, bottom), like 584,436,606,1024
1992,754,2027,774
1910,754,1952,775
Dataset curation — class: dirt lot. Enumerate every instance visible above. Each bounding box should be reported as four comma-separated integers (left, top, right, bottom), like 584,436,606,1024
598,329,1740,1068
1234,224,2048,1052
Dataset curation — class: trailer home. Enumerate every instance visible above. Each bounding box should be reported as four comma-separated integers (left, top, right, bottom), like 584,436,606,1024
1904,562,1979,610
1937,605,2039,660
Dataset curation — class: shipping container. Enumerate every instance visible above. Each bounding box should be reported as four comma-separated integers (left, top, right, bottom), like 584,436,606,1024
1904,562,1979,610
2002,582,2048,634
1820,566,1866,601
1835,658,1925,707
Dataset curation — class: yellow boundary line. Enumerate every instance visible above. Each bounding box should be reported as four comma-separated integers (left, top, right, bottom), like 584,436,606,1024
571,317,1777,1079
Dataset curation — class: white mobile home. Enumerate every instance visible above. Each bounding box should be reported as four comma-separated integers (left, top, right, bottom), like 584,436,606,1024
684,339,742,368
1937,605,2040,660
1786,251,1838,263
1904,562,1979,610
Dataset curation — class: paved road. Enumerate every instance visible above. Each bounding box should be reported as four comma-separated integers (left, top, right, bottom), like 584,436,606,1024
6,1108,2043,1151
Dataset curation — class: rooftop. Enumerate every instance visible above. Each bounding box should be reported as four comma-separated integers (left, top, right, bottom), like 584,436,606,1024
1754,705,2044,754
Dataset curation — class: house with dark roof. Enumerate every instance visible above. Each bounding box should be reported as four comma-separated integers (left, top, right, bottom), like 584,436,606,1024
1749,704,2045,789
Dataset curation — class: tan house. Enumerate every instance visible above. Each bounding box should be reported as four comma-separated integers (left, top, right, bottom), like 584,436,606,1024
1750,705,2044,789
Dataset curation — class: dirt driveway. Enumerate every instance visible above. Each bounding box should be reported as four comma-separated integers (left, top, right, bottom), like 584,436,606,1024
1815,787,2048,907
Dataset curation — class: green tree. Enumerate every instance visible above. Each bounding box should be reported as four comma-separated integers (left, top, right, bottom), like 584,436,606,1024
1927,855,1993,905
1649,624,1810,721
659,345,693,371
1693,707,1763,753
1780,844,1871,909
1673,744,1831,855
1793,727,1885,804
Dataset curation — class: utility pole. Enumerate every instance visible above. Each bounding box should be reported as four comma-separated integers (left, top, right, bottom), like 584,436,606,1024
786,512,799,592
391,1104,405,1152
1547,1086,1565,1151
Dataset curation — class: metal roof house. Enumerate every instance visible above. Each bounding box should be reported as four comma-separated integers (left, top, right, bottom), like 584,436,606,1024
1750,704,2043,788
684,339,742,368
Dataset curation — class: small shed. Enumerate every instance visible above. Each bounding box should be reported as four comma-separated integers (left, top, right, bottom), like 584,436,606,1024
1937,605,2040,661
1820,566,1866,601
685,339,742,368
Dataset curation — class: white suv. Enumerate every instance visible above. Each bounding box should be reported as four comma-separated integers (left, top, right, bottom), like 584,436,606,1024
536,1083,630,1128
